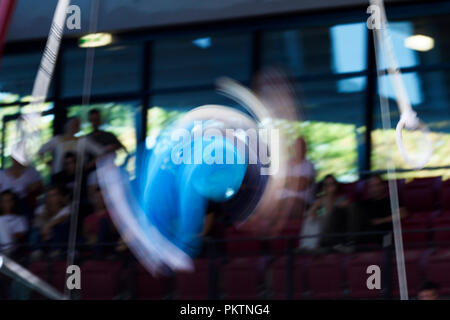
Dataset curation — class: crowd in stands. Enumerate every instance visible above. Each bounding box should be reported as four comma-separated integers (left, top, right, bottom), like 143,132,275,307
0,124,437,259
0,109,125,260
0,116,446,299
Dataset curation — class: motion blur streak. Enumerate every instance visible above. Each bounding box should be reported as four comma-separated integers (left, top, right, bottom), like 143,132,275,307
96,69,303,273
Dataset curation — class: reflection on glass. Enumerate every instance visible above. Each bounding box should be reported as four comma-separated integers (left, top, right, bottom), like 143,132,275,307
331,23,367,93
0,104,54,181
263,23,367,77
151,34,251,90
67,102,139,177
372,70,450,179
62,45,141,97
0,52,44,103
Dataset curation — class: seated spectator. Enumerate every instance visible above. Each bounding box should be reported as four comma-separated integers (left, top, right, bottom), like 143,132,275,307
30,185,71,259
83,188,118,256
418,281,440,300
299,175,350,251
297,204,321,252
0,157,43,217
51,152,77,193
349,175,408,246
0,190,28,255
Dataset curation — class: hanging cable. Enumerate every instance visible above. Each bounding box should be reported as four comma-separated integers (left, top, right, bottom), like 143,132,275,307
64,0,100,299
369,0,431,300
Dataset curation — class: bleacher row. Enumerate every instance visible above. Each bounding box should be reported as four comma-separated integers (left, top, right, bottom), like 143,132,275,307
25,247,450,300
341,176,450,245
26,176,450,299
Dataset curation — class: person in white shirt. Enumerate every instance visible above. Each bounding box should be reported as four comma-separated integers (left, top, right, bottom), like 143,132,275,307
277,137,316,217
0,190,28,255
38,117,80,175
0,158,42,199
38,117,104,175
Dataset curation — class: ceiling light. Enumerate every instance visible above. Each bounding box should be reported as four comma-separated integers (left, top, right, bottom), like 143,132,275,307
404,34,434,52
79,33,112,48
192,37,211,49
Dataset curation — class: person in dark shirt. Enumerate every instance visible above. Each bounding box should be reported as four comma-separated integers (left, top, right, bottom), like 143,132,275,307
51,152,77,192
352,175,408,245
87,109,126,153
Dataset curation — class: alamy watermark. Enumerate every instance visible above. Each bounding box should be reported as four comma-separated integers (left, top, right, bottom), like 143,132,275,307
66,5,81,30
367,4,382,30
164,121,280,176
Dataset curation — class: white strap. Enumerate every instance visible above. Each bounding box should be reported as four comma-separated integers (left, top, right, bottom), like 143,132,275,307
11,0,71,165
371,0,433,169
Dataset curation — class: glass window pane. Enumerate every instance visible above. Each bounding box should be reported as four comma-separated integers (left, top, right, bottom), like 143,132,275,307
0,106,20,168
67,101,139,177
387,14,450,67
290,77,366,182
0,104,54,182
0,52,47,103
262,23,367,77
371,70,450,179
147,78,366,183
151,34,252,90
147,90,253,149
62,45,141,97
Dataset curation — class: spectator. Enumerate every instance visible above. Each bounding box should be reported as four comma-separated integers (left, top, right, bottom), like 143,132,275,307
87,109,126,154
83,188,117,255
31,185,71,259
0,157,43,218
51,152,77,192
418,281,440,300
350,175,408,245
0,190,28,255
39,117,102,175
299,175,350,251
0,158,42,199
38,117,80,175
277,137,316,219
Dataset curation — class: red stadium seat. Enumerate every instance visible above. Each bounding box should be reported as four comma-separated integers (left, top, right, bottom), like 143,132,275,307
270,255,311,299
270,221,302,255
347,251,384,299
175,259,210,299
222,257,269,299
49,261,69,293
225,227,264,256
80,260,123,300
424,249,450,296
432,222,450,247
400,179,438,246
29,261,49,281
402,218,432,246
28,261,50,299
135,264,172,300
305,253,345,299
433,210,450,225
392,249,430,298
440,180,450,211
400,178,439,213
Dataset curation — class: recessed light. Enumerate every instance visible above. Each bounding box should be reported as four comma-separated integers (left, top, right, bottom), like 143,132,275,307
192,37,211,49
79,33,113,48
404,34,434,52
